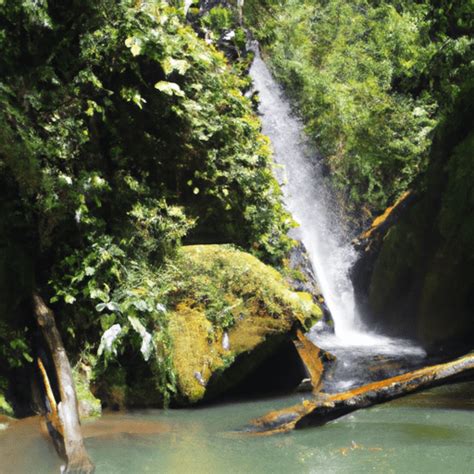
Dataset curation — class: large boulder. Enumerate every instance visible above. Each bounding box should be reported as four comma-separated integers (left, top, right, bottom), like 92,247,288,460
167,245,323,404
95,244,323,407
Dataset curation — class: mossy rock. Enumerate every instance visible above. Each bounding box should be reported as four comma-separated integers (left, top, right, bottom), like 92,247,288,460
92,244,322,407
167,245,322,404
73,365,102,419
0,375,13,418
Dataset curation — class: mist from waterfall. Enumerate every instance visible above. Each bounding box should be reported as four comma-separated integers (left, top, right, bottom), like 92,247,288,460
249,47,424,355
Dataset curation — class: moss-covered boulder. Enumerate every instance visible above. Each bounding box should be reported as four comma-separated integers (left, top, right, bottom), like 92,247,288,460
73,365,101,420
0,393,13,418
95,244,322,407
167,245,323,404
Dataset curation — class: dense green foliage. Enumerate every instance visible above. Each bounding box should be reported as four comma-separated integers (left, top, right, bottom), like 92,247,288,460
0,0,292,405
1,0,472,413
245,0,473,218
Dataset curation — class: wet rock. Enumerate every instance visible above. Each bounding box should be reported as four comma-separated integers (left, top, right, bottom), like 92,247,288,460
285,240,335,335
292,329,324,393
351,190,417,310
286,240,321,297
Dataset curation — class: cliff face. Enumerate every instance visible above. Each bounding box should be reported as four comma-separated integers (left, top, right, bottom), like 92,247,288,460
353,86,474,349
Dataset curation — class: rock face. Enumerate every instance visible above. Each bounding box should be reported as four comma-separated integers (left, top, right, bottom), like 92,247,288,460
286,240,334,335
167,245,323,404
286,241,321,298
352,87,474,349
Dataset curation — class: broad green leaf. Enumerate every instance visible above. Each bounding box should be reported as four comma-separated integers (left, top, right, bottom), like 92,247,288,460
125,37,142,56
154,81,185,97
65,295,76,304
131,43,141,56
95,302,107,312
128,316,154,361
162,57,190,76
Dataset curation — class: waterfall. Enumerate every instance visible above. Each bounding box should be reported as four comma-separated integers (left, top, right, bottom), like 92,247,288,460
249,47,362,341
249,47,424,356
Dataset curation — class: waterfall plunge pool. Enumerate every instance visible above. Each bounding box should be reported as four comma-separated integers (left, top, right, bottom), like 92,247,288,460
1,381,473,474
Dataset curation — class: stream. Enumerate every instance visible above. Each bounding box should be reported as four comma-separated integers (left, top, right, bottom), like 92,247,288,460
1,381,473,473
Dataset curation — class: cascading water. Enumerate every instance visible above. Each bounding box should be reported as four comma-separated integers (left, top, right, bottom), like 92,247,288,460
249,46,425,384
249,46,366,341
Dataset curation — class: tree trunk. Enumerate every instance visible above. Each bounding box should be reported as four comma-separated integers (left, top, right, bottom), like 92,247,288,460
33,292,95,473
250,352,474,434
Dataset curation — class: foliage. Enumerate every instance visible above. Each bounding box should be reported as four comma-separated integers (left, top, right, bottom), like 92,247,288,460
0,385,14,417
244,0,473,219
0,0,292,406
366,85,474,345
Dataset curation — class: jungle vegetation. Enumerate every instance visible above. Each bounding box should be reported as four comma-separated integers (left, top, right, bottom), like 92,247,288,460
0,0,472,412
0,0,291,406
244,0,473,220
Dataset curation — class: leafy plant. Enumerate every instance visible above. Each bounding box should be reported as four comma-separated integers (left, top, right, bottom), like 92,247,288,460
244,0,472,221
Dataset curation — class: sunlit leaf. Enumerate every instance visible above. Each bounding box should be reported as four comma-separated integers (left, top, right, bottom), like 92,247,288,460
154,81,185,97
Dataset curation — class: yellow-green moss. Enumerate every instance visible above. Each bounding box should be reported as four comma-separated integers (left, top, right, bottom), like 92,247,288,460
0,392,13,417
73,366,102,419
176,245,322,327
168,245,323,403
168,303,226,402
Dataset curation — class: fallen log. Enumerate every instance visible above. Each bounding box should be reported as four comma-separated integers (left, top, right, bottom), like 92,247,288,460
250,352,474,435
33,292,95,474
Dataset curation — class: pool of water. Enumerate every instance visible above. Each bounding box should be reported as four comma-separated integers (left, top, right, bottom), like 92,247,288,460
1,381,473,474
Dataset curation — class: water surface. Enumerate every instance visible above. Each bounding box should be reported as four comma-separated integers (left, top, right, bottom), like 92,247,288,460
1,381,472,473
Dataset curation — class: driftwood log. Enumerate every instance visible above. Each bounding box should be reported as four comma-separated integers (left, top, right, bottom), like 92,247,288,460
250,352,474,434
33,292,94,474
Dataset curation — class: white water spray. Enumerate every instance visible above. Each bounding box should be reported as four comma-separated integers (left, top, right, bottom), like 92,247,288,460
249,47,424,355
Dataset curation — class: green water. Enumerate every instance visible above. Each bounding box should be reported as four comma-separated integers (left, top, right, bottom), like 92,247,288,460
1,382,473,474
